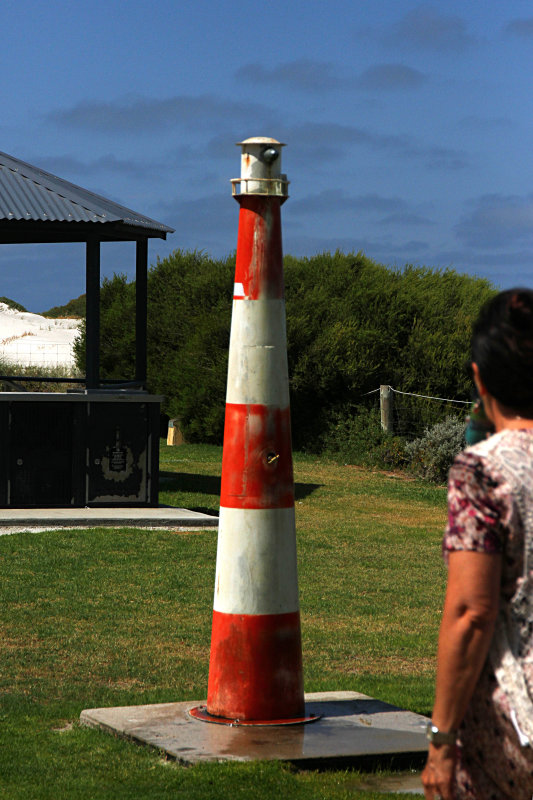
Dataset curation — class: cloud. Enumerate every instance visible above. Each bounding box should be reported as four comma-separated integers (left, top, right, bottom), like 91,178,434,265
0,243,87,311
234,59,343,92
279,121,468,170
358,64,427,91
236,59,427,93
421,145,468,170
435,247,533,269
377,212,435,227
278,122,378,163
455,194,533,248
154,189,433,264
48,94,276,134
289,190,409,216
503,18,533,38
458,115,512,132
152,193,237,256
283,230,429,261
386,5,476,52
424,246,533,289
47,95,466,172
33,154,153,180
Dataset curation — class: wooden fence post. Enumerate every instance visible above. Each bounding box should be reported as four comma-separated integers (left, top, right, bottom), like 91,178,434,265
380,385,394,434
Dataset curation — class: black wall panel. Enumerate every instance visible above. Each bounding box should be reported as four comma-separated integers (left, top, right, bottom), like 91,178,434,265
0,395,160,507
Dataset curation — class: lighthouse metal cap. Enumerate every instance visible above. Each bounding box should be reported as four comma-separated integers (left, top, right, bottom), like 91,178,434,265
231,136,289,198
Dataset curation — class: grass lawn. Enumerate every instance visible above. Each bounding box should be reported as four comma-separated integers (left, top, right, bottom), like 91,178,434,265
0,442,448,799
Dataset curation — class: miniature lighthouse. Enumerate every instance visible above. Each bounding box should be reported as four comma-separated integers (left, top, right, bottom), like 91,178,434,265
190,138,312,725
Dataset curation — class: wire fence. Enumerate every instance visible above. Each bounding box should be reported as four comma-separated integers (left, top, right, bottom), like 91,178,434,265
0,342,76,368
369,385,470,440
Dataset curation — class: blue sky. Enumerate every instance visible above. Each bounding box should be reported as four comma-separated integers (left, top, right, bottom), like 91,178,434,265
1,0,533,310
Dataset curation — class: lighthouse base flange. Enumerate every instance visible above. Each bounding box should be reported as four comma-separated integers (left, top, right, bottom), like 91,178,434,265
188,705,321,726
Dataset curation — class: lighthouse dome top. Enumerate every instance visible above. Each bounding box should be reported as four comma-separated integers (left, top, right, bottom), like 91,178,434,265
236,137,285,147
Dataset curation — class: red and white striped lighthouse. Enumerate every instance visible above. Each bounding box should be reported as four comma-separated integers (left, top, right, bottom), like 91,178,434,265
190,138,310,725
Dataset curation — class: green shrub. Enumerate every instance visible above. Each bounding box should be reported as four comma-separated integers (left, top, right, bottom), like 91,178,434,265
73,249,495,449
366,435,408,470
323,405,407,469
0,359,82,392
0,296,26,312
146,250,234,441
323,406,383,462
42,294,86,318
172,313,229,443
405,416,466,483
285,253,494,449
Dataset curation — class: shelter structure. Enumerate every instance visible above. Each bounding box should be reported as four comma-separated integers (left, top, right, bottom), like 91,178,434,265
0,151,174,507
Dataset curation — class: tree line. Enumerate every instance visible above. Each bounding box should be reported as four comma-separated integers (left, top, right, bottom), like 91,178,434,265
73,249,495,451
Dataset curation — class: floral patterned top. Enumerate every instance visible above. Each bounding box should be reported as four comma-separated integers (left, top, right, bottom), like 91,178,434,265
443,429,533,800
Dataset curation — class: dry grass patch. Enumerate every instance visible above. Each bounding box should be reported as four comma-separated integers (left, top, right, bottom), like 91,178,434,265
339,655,435,677
358,503,445,529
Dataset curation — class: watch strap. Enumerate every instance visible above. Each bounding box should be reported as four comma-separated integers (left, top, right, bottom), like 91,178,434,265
426,722,457,745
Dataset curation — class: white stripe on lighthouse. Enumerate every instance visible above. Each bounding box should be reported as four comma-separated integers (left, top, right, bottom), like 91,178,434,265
213,506,300,615
226,298,290,406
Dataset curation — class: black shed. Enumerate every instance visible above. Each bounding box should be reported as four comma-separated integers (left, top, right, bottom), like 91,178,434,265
0,151,174,507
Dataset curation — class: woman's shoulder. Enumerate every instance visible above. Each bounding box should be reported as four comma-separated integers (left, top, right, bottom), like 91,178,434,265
450,432,507,484
445,433,518,558
465,429,512,459
462,429,533,490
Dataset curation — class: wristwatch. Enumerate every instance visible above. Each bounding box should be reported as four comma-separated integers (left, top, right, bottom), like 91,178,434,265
426,722,457,745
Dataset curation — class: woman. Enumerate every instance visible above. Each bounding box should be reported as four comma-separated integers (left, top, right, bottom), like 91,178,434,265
422,289,533,800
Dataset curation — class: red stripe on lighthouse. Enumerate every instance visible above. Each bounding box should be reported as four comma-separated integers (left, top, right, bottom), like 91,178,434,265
220,404,294,509
206,609,304,721
234,196,284,300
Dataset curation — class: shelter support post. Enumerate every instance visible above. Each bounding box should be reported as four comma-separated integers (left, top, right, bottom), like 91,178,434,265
86,240,101,390
135,239,148,387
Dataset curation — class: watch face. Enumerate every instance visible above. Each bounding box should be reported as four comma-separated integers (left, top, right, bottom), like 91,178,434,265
426,722,456,744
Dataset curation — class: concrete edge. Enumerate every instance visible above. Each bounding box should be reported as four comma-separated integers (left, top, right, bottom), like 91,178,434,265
0,519,219,529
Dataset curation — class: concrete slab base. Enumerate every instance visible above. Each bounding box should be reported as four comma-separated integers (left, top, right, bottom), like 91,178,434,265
80,691,429,773
0,506,218,533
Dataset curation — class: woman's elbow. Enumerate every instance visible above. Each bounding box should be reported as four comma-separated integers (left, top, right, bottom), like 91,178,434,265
459,600,499,632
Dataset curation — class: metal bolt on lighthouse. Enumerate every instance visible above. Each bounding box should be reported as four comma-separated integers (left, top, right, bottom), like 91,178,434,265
190,138,316,725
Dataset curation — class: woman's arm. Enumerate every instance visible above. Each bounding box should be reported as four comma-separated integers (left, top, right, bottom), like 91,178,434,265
433,550,501,729
422,550,502,800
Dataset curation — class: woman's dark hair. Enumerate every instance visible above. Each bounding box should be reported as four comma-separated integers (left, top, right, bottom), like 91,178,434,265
472,288,533,412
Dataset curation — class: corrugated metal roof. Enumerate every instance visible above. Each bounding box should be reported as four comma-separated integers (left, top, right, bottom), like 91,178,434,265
0,151,174,236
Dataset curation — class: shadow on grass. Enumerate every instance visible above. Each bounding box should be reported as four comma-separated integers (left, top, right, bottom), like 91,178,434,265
159,471,322,502
295,482,322,500
160,471,221,496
